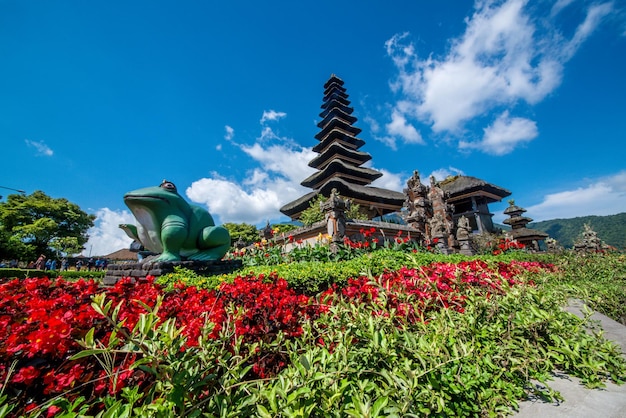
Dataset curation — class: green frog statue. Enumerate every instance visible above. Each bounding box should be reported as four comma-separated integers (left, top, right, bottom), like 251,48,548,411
119,180,231,262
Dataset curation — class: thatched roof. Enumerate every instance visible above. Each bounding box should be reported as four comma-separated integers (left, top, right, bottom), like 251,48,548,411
439,175,511,203
280,178,405,219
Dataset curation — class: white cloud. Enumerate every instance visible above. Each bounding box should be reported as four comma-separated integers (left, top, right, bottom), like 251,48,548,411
459,111,538,155
373,135,400,150
550,0,574,17
186,121,317,225
385,109,424,145
384,0,612,153
371,168,405,192
259,126,281,142
240,142,316,184
83,208,135,256
25,139,54,157
186,177,303,225
260,110,287,124
224,125,234,141
429,167,465,181
563,2,614,60
524,171,626,221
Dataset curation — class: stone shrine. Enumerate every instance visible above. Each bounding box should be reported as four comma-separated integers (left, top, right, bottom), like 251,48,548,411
503,200,548,250
279,74,516,254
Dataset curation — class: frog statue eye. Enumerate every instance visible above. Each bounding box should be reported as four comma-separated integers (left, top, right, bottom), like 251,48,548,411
159,180,177,193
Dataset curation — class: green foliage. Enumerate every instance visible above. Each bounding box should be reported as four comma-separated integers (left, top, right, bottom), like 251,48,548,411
223,222,259,245
70,293,265,417
299,195,327,226
299,194,368,227
346,201,367,221
6,251,626,416
49,236,84,258
0,191,95,261
546,252,626,324
219,250,447,294
0,268,104,280
251,281,625,417
271,223,299,235
530,212,626,249
157,266,225,291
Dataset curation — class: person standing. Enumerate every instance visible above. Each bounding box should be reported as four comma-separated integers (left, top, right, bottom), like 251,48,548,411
35,254,46,270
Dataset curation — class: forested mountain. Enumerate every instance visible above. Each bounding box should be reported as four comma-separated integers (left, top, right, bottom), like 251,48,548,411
528,213,626,250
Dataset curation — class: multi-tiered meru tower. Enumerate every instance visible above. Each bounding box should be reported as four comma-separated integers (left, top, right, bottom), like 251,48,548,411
280,74,405,220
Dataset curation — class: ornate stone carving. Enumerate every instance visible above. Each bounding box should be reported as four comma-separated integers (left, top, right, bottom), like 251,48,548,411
321,188,350,243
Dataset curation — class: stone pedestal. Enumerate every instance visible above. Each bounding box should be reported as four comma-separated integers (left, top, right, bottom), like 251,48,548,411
103,259,243,286
434,237,451,255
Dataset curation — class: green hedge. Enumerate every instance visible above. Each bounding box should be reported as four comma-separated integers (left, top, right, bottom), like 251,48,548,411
158,250,477,294
0,268,105,281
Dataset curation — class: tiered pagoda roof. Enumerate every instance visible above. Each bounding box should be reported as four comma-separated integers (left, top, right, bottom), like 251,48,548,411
503,201,549,244
439,175,511,204
280,74,405,220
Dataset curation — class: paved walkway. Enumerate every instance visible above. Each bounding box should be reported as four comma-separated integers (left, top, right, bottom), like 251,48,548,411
513,299,626,417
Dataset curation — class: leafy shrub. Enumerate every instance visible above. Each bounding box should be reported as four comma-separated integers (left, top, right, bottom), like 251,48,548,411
0,268,104,281
2,253,626,416
548,252,626,324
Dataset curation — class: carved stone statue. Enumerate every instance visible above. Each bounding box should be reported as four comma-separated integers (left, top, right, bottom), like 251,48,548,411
456,215,474,256
120,180,231,262
456,216,470,241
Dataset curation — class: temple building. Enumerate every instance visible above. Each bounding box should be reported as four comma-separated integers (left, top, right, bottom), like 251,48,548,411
280,74,405,220
503,200,549,250
439,175,511,234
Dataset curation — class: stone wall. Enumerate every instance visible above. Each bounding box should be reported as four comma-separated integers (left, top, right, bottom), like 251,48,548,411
103,259,243,285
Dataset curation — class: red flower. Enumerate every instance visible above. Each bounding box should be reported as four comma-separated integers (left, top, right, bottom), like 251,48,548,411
46,405,62,417
11,366,40,385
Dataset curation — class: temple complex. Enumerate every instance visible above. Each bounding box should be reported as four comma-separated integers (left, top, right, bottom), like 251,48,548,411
503,200,549,250
279,74,530,254
439,175,511,234
280,74,405,221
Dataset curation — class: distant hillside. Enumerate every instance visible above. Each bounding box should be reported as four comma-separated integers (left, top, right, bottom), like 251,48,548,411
528,213,626,249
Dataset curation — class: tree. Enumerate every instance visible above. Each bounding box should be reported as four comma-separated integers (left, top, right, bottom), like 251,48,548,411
222,222,259,246
299,194,367,226
0,191,95,261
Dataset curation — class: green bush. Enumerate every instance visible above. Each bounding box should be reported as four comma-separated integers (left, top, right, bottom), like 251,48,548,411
546,252,626,324
3,251,626,416
0,268,104,281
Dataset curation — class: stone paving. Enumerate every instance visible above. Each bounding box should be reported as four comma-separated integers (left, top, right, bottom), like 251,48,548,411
513,299,626,417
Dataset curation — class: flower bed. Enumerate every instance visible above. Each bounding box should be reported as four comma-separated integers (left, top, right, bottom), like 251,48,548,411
1,258,624,417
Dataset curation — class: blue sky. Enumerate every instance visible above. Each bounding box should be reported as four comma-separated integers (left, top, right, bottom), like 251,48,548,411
1,0,625,256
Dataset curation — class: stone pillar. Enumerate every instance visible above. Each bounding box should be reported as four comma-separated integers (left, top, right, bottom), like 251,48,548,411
320,189,350,252
403,170,430,245
429,212,450,254
428,176,452,252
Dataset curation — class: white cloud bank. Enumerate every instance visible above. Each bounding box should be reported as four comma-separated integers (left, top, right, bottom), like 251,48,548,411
384,0,614,154
525,171,626,222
